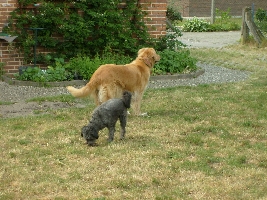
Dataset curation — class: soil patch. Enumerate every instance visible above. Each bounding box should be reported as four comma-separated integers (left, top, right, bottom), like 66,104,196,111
0,101,86,118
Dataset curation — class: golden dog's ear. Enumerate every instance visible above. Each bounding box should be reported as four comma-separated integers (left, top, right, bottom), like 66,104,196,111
143,57,152,68
138,48,147,56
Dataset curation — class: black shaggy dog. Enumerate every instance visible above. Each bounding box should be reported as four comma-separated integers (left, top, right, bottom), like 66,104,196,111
81,91,132,146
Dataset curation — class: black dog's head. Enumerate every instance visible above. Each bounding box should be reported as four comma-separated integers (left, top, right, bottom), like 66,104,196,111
81,125,99,146
122,91,132,109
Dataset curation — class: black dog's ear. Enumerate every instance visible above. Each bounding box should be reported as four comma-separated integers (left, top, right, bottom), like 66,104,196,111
91,127,99,139
81,126,88,137
81,125,98,139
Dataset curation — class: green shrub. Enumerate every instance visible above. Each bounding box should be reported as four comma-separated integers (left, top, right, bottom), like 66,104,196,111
44,63,73,82
0,62,5,76
64,50,132,80
209,21,240,31
216,8,231,25
213,8,240,31
4,0,150,63
182,9,240,32
99,48,132,65
255,8,267,33
156,26,185,51
15,67,42,81
256,8,267,22
15,49,198,82
153,49,197,75
64,56,100,81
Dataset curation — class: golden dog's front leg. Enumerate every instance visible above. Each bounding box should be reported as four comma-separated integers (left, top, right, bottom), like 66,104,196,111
131,92,146,116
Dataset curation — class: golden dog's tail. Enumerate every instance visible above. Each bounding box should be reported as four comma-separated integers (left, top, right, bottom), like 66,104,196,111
66,85,91,98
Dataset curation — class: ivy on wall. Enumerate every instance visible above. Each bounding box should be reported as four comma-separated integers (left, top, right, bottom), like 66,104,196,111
4,0,151,64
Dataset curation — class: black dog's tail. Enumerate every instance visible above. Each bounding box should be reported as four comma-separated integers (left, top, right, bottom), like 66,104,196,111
122,91,132,109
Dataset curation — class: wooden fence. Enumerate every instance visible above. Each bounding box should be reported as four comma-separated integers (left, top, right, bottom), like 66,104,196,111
241,7,266,46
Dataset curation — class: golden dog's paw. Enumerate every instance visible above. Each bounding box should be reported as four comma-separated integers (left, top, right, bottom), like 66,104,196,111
140,112,149,117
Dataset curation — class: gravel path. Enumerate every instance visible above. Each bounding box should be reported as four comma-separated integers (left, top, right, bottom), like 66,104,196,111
148,63,250,89
179,31,241,48
0,62,250,102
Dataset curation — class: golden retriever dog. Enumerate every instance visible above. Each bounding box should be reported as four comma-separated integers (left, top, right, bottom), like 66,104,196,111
66,47,160,115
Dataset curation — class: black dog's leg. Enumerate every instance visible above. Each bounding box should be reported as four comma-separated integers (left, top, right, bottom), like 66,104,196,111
107,126,115,142
119,113,127,140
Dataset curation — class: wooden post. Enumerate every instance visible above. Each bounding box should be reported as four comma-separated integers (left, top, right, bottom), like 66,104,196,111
211,0,215,24
241,7,250,44
241,7,266,46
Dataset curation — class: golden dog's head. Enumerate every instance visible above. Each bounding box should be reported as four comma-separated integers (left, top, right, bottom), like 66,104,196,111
138,48,160,69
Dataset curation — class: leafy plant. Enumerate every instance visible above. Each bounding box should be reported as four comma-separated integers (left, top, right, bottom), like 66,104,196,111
255,8,267,34
99,47,132,65
167,6,183,22
156,26,185,51
65,56,100,81
40,54,66,67
153,49,197,75
182,8,240,33
45,63,73,82
183,17,211,32
15,67,41,81
15,64,73,82
256,8,267,22
0,62,5,76
216,8,231,25
65,50,132,80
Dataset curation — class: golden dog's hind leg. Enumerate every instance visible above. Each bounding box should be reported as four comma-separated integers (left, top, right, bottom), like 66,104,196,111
98,84,120,104
92,90,100,105
98,86,109,105
98,84,124,104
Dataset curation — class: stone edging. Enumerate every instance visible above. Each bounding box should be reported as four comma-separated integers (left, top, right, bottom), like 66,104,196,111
1,68,205,87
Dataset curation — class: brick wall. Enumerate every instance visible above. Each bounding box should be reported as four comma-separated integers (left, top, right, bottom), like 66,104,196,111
176,0,267,17
140,0,167,38
0,0,23,74
0,0,167,75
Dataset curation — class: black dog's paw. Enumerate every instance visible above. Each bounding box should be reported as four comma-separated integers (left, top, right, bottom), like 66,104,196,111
88,143,98,147
107,138,114,143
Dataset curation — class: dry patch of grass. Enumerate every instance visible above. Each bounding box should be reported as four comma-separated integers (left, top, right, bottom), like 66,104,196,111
1,46,267,199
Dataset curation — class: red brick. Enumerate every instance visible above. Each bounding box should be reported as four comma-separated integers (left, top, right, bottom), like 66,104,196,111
7,69,19,73
7,61,20,65
4,66,16,70
152,3,167,7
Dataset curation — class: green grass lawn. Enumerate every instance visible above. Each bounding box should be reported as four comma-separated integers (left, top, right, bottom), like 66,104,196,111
1,45,267,199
